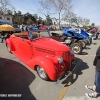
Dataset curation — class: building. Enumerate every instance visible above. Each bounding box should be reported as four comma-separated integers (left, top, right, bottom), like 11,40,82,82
0,15,13,25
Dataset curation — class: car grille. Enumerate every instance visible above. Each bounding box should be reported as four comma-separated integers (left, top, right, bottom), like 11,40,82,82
62,52,71,70
35,47,56,56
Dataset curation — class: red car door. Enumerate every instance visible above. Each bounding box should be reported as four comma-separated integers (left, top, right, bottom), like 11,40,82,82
16,38,33,60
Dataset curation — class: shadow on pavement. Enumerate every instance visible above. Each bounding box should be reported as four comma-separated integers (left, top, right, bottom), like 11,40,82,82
0,57,36,100
92,43,97,45
80,52,88,55
62,58,89,85
70,60,89,85
85,47,91,49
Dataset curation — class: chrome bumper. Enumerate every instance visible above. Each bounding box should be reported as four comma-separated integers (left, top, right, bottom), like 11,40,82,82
56,59,78,84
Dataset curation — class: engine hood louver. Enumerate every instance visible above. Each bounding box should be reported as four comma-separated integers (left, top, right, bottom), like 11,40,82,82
35,47,56,56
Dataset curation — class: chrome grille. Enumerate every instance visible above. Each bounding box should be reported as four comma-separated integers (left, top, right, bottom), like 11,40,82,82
62,52,71,70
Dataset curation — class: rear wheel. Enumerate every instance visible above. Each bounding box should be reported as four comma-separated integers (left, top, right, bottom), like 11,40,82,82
71,43,82,54
36,66,49,81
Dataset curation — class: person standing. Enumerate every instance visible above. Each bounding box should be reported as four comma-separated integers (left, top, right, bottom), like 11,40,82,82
21,26,24,32
25,25,28,31
95,27,100,39
0,31,5,43
85,46,100,98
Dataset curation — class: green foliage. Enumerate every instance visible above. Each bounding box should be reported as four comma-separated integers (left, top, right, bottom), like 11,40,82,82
82,25,91,30
12,11,52,25
91,23,95,27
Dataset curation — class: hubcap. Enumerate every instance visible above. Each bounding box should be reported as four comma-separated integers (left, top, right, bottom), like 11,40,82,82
72,45,80,53
37,67,47,78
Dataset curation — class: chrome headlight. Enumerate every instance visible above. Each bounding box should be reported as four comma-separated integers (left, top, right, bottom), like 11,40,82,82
58,57,63,64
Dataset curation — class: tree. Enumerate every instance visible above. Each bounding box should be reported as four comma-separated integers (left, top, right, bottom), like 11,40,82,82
17,10,22,16
39,0,73,28
22,12,37,25
91,23,95,27
46,15,52,25
0,0,15,19
38,16,43,24
6,9,12,15
34,14,38,19
13,11,23,25
62,11,77,26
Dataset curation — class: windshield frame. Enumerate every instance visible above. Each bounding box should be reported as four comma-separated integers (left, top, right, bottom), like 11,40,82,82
28,30,51,40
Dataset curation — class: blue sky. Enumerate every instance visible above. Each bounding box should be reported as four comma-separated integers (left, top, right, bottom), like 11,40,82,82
10,0,100,25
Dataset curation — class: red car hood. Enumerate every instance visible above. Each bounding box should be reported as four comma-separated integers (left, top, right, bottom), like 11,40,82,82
32,38,70,52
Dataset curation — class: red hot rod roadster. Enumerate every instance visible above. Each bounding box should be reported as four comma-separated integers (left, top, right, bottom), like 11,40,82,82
5,30,78,81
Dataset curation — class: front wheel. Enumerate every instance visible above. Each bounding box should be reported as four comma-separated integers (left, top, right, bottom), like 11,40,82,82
78,40,87,48
6,43,12,53
71,43,82,54
36,66,49,81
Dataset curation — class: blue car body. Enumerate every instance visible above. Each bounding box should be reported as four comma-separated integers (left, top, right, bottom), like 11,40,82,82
63,29,88,39
28,26,39,31
63,28,92,44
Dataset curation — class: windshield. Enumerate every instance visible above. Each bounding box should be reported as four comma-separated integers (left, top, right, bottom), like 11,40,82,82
70,28,81,34
29,31,50,40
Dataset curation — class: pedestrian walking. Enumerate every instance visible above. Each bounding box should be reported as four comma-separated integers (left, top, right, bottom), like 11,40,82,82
21,26,24,32
85,46,100,98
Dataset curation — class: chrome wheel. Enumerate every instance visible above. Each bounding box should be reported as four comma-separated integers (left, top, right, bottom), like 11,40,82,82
36,66,49,80
72,46,80,53
71,43,82,54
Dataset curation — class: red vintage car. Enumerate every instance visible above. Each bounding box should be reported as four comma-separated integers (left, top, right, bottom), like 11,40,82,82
5,30,78,81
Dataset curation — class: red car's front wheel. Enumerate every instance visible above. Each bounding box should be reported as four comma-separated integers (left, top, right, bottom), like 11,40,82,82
6,43,11,53
36,66,49,81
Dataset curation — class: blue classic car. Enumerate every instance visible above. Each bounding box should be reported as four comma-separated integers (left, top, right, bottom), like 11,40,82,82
63,28,91,48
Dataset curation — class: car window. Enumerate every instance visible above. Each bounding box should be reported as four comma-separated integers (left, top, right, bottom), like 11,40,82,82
39,31,50,37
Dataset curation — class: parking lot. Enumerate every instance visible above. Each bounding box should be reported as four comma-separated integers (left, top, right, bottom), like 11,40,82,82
0,37,100,100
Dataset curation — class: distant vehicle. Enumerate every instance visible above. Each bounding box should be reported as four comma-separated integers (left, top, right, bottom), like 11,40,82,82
28,26,39,31
13,25,21,33
5,30,78,81
38,24,48,30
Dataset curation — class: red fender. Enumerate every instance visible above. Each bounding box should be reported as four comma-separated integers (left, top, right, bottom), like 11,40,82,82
28,56,58,80
6,38,15,51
